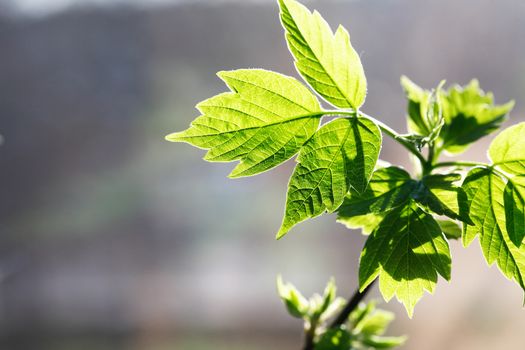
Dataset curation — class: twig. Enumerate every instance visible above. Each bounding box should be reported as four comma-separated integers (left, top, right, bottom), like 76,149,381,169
329,280,376,329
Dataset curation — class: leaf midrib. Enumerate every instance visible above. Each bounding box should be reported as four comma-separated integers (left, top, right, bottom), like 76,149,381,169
293,120,353,212
177,112,324,140
281,2,356,109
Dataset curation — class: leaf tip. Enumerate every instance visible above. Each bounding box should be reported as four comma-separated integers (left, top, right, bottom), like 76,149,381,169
228,163,247,179
216,70,231,82
227,168,246,179
165,132,182,142
276,226,289,240
404,305,415,319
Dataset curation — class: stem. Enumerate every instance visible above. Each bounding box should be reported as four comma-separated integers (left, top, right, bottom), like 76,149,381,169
303,319,317,350
329,280,376,329
423,145,435,176
322,110,427,167
302,281,376,350
433,161,491,169
433,160,514,182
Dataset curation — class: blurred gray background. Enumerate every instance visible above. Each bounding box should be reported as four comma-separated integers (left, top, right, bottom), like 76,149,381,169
1,0,525,349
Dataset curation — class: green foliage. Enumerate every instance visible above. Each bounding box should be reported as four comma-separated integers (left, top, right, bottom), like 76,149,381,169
348,301,407,349
462,169,525,290
279,0,366,109
489,122,525,175
167,0,525,336
438,79,514,154
166,69,322,178
278,117,381,238
278,278,405,350
359,201,451,317
277,276,345,326
401,76,444,149
436,219,462,240
315,300,406,350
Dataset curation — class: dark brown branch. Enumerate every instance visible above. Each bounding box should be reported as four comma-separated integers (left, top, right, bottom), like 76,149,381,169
329,279,376,329
303,323,316,350
302,280,376,350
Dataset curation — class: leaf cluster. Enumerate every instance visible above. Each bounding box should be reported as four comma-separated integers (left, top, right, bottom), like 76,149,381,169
166,0,523,323
278,277,405,350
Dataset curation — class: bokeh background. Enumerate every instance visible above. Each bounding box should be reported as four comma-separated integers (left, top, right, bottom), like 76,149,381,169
1,0,525,349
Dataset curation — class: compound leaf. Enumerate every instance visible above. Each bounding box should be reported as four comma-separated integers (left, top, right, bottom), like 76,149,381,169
337,212,385,236
361,335,407,349
401,76,444,144
357,309,395,336
462,168,525,291
489,122,525,175
277,275,310,318
166,69,322,178
337,166,416,218
412,173,468,222
438,80,514,155
504,176,525,246
278,117,381,238
359,201,451,317
279,0,367,109
436,219,462,240
316,327,351,350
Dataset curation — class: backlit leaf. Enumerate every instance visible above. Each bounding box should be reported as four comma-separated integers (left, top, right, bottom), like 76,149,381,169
462,168,525,291
489,122,525,175
438,80,514,154
359,201,451,317
337,166,416,218
316,327,351,350
401,76,444,144
279,0,367,109
166,69,322,178
278,117,381,238
504,176,525,246
412,173,468,221
277,275,309,318
436,219,462,240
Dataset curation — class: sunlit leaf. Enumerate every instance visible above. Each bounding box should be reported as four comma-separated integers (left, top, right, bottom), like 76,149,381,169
279,0,367,109
278,117,381,238
439,80,514,154
462,168,525,291
489,122,525,175
166,69,322,177
359,201,451,317
436,219,462,240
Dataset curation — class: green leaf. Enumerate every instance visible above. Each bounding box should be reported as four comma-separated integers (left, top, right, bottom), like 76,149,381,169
359,201,451,317
504,176,525,246
349,301,406,349
361,335,407,349
436,219,462,240
462,168,525,291
279,0,367,109
337,167,416,218
489,122,525,175
278,117,381,238
349,301,377,330
277,275,310,318
316,327,351,350
412,173,469,222
337,212,385,236
166,69,322,178
438,79,514,155
319,277,337,315
401,76,430,136
310,277,339,320
337,166,415,236
357,309,395,336
401,76,444,143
